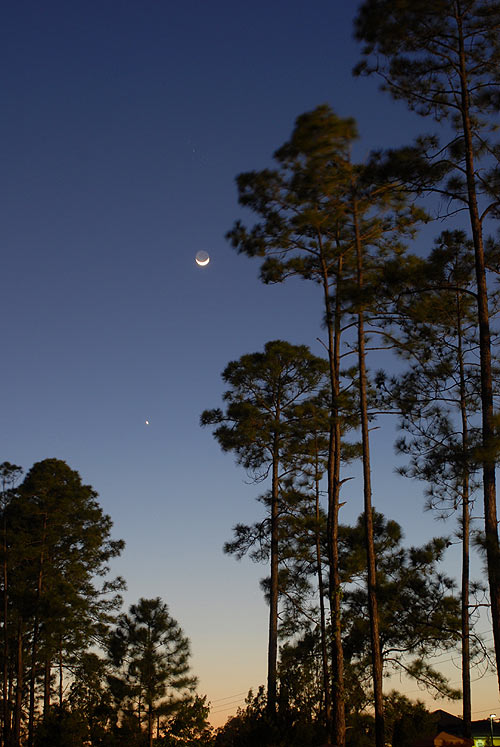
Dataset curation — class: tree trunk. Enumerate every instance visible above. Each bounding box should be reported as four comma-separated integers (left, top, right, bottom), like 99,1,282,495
353,197,385,747
2,515,10,747
456,289,472,737
323,253,346,747
28,625,40,746
315,454,332,728
7,674,13,747
59,642,63,708
28,513,47,747
462,473,472,737
455,1,500,691
12,619,23,747
43,658,51,717
267,430,280,716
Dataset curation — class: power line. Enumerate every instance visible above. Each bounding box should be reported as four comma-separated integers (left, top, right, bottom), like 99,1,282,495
208,636,498,717
209,686,262,717
210,690,250,704
211,700,247,715
472,706,500,718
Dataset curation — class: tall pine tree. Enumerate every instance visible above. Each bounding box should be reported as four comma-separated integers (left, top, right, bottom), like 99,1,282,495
355,0,500,687
227,104,423,746
201,340,327,719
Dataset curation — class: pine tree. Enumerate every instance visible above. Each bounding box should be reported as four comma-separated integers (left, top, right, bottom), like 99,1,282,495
340,512,462,699
0,462,23,746
201,340,327,718
227,104,423,746
108,597,197,747
5,458,124,747
227,107,365,746
379,231,485,735
354,0,500,688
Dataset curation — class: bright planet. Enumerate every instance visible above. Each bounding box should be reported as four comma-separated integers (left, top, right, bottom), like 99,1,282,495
195,250,210,266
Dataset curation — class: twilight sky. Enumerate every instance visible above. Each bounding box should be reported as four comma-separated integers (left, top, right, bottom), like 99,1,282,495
2,0,499,727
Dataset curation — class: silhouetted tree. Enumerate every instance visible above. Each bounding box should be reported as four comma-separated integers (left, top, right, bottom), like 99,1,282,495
341,512,461,698
201,340,327,718
355,0,500,689
0,462,23,746
108,597,196,747
3,458,124,747
227,104,424,745
226,107,363,746
378,230,486,733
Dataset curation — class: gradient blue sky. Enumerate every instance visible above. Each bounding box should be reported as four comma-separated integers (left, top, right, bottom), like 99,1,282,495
2,0,498,727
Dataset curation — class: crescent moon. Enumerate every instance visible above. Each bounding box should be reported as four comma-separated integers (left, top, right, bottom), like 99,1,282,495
195,254,210,266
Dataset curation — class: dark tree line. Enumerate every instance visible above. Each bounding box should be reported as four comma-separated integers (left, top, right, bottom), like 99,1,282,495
0,460,210,747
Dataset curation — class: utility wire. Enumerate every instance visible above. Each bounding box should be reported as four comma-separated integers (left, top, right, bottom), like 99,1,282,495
210,690,250,704
209,629,498,718
210,686,261,716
